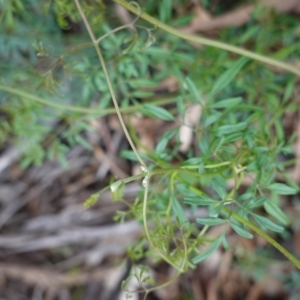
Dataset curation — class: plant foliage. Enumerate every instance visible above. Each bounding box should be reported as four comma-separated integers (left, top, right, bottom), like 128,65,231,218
1,0,300,295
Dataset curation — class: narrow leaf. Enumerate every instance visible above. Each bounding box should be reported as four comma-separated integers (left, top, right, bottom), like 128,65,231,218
185,77,202,104
155,137,169,153
132,91,154,98
121,32,138,55
264,200,289,225
252,214,284,233
231,223,253,239
211,97,242,108
121,150,148,161
192,235,222,264
238,193,253,201
129,79,158,88
221,233,230,249
172,196,188,225
177,96,185,117
120,150,139,161
246,196,267,209
184,196,219,206
217,122,247,135
196,217,226,226
211,57,248,94
283,79,294,102
204,112,222,128
209,202,224,216
142,104,175,121
212,179,226,199
266,183,298,195
199,138,210,155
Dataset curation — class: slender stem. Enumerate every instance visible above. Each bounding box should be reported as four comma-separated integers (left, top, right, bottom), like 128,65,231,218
0,84,177,115
182,161,231,169
113,0,300,76
0,84,97,113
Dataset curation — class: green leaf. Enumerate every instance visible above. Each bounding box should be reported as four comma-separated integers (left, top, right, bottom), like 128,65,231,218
222,132,243,143
204,112,222,127
209,202,224,216
155,137,169,153
121,32,138,55
230,223,253,239
159,0,172,22
283,79,294,102
238,193,253,201
211,97,242,108
144,47,170,57
142,104,175,121
132,91,155,98
212,179,226,199
264,200,289,225
221,233,230,249
184,196,219,206
129,79,158,88
211,57,248,94
266,183,298,195
121,150,139,161
185,77,202,104
177,96,185,117
172,196,188,225
199,138,210,155
176,183,198,198
235,209,249,221
198,160,205,174
217,122,247,135
121,150,148,161
196,217,226,226
182,157,202,166
246,196,267,209
252,214,284,233
192,235,222,264
238,25,259,43
171,14,194,26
